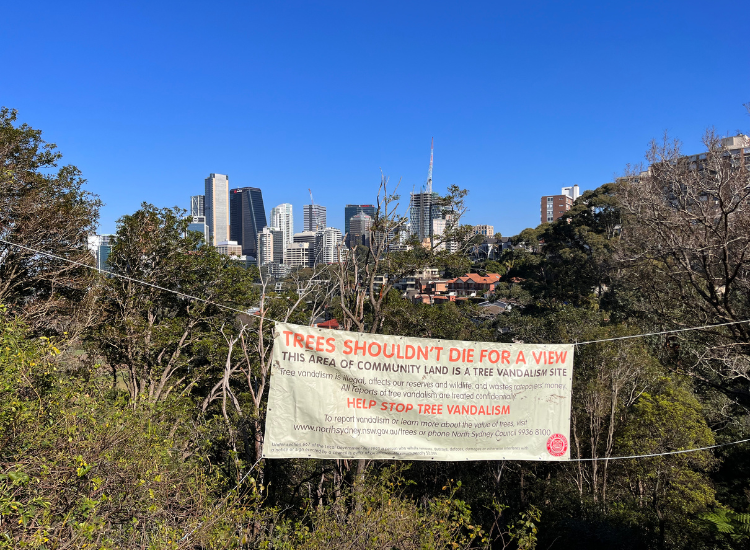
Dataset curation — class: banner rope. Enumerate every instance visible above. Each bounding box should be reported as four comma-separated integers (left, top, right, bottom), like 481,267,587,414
3,238,749,347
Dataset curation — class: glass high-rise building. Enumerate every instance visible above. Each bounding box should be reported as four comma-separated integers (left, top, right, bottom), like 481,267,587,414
304,204,326,232
409,191,441,243
230,187,267,257
270,203,294,250
257,226,284,266
87,234,115,272
344,204,376,235
190,195,205,217
205,174,230,246
348,212,372,248
315,227,343,265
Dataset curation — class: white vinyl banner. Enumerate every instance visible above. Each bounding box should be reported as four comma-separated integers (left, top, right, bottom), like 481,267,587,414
264,323,573,461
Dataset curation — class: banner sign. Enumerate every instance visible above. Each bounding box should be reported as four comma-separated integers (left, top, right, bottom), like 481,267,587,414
264,323,573,461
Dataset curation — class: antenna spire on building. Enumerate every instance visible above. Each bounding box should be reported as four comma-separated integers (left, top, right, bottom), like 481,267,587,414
426,137,434,194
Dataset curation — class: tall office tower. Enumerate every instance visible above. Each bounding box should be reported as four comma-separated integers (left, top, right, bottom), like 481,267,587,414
257,226,284,266
303,204,327,232
270,203,294,251
409,191,441,243
190,195,205,218
314,227,343,265
344,205,376,235
409,138,442,244
230,187,267,257
205,174,230,246
348,212,372,248
87,234,115,272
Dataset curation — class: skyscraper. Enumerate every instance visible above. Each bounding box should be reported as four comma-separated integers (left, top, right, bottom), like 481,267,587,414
205,174,230,246
409,191,441,243
188,195,207,243
190,195,205,218
257,226,284,266
344,205,376,235
315,227,343,265
304,204,327,232
87,234,114,272
348,212,372,248
230,187,267,257
270,203,294,252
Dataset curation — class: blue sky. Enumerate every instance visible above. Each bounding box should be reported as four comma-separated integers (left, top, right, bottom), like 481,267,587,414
2,1,748,236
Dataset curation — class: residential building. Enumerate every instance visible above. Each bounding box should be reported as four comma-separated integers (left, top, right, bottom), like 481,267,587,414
431,217,458,252
562,185,580,201
470,236,510,262
409,191,442,242
286,242,313,268
270,203,294,259
344,204,376,235
257,226,284,266
447,273,502,297
304,204,327,232
393,268,441,291
315,227,343,264
474,224,494,237
540,186,579,224
685,134,750,169
348,212,372,247
230,187,267,257
216,240,242,257
87,234,114,272
190,195,205,217
205,174,230,246
317,318,340,330
266,263,291,279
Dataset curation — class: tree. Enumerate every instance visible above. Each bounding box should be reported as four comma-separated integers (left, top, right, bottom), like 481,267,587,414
0,108,101,333
616,130,750,405
334,174,473,334
614,380,717,550
505,184,622,307
88,203,257,405
201,260,336,469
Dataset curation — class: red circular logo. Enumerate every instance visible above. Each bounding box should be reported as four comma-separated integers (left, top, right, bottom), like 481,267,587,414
546,434,568,456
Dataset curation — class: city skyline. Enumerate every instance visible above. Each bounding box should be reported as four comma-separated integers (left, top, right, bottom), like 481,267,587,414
3,2,745,240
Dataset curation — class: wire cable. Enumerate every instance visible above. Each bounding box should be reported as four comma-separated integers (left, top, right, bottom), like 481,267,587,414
4,237,750,346
568,438,750,462
575,319,750,345
0,237,261,318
